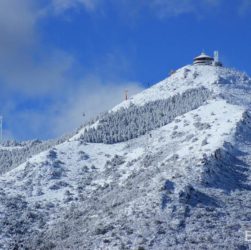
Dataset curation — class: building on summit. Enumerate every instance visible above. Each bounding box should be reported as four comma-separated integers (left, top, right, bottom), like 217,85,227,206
193,51,223,67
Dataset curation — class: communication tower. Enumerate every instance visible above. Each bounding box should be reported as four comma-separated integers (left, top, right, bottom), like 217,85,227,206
0,116,2,144
214,51,219,63
125,90,128,101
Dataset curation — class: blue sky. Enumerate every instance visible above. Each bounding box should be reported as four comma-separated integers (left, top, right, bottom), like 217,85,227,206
1,0,251,141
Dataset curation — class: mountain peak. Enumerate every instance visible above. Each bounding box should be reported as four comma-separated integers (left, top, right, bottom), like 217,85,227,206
112,64,250,113
1,62,251,249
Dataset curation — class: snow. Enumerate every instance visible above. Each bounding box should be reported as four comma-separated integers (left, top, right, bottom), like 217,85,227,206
74,65,247,141
1,64,251,249
0,145,24,151
74,65,221,139
111,65,219,112
194,52,213,59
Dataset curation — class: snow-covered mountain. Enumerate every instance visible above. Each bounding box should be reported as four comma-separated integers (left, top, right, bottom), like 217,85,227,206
1,64,251,249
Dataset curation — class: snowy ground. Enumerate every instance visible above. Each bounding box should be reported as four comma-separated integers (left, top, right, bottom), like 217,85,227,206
1,65,251,249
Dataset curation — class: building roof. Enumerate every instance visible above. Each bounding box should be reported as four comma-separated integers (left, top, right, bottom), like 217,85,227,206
194,52,213,61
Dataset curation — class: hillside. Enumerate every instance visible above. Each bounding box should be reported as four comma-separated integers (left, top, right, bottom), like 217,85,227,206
1,65,251,249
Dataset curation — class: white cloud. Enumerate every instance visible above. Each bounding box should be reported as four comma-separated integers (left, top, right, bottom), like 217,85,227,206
2,77,143,140
50,77,143,137
0,0,37,50
0,1,83,98
0,51,75,97
0,0,143,140
147,0,221,18
0,0,37,83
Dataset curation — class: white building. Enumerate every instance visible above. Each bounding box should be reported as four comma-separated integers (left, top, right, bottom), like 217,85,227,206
193,51,223,66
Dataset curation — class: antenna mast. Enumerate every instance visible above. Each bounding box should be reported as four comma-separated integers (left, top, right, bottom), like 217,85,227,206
124,90,128,101
214,51,219,63
0,116,2,144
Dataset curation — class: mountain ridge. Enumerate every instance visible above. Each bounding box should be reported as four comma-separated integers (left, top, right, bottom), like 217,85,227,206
1,64,251,249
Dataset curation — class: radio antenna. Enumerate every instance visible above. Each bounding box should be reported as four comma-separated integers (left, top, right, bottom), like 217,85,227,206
125,90,128,101
0,116,2,144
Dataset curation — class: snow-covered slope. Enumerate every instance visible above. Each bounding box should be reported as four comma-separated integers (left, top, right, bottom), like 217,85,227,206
1,65,251,249
0,136,71,175
112,65,219,111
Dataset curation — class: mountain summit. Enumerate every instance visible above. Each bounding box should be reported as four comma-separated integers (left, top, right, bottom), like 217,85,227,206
1,62,251,249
